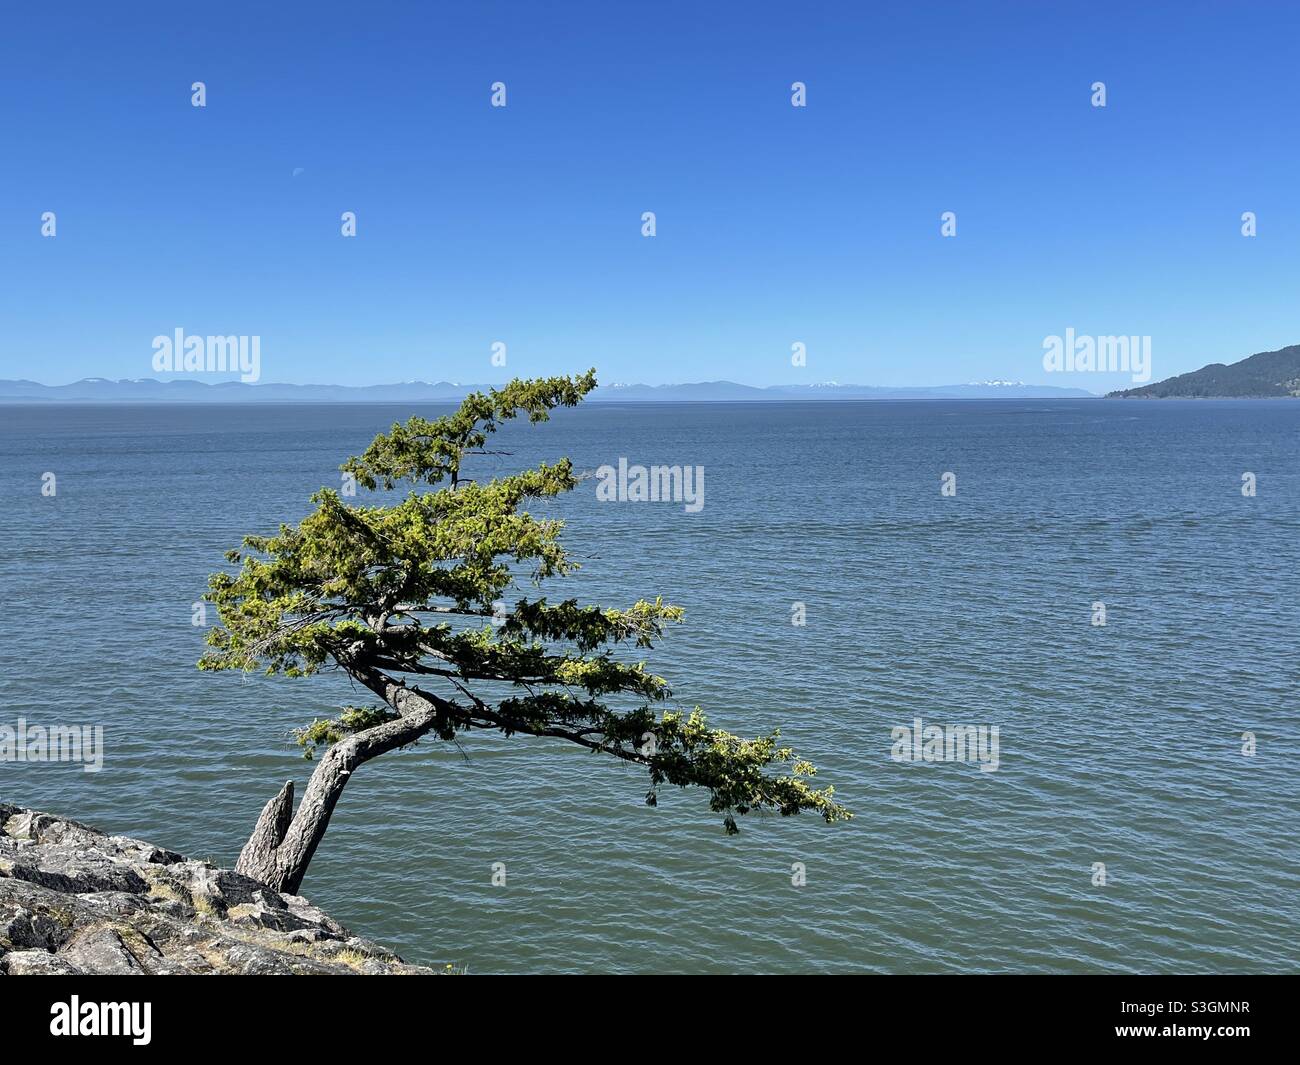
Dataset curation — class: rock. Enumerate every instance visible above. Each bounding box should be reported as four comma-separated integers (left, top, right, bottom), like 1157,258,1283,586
2,841,150,896
0,805,433,975
58,925,153,974
226,896,316,933
2,949,81,975
0,905,67,952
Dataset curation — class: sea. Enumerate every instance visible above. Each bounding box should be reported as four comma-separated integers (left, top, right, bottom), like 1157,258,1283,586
1,399,1296,973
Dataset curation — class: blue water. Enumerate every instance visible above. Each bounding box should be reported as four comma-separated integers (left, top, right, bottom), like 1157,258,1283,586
1,399,1297,973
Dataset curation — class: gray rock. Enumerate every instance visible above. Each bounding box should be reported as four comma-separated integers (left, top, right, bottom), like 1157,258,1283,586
2,949,81,975
2,843,150,895
0,905,67,951
0,805,433,975
58,925,153,974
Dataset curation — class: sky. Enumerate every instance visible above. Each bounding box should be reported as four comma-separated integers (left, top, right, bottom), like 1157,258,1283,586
1,0,1298,391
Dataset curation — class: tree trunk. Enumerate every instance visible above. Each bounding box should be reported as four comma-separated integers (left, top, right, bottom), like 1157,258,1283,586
236,693,443,893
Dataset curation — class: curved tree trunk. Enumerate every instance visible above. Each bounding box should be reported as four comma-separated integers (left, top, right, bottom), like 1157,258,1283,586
236,689,444,893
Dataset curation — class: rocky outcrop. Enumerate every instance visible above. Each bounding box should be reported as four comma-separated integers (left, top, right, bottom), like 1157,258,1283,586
0,804,433,975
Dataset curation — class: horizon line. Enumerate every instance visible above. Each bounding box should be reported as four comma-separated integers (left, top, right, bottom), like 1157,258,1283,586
0,375,1102,397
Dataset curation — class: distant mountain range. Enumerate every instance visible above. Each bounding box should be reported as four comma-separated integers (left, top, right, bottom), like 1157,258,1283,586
0,377,1097,403
1109,343,1300,398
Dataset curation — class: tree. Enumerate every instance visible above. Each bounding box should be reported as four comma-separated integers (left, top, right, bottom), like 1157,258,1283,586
201,370,849,894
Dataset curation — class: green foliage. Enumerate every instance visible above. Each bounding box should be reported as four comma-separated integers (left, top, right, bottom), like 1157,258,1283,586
648,710,851,834
294,706,399,760
342,369,599,490
202,371,850,832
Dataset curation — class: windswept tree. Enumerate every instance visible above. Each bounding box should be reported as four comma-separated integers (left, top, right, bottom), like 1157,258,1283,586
202,370,849,893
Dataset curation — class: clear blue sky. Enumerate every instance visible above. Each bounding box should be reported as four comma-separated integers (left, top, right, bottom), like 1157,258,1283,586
1,0,1297,390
